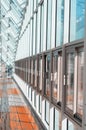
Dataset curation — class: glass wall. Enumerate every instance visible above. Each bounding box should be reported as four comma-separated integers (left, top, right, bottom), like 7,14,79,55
38,95,42,114
41,3,44,52
47,0,52,50
52,52,62,103
33,15,36,55
66,52,75,111
56,0,64,47
38,57,42,91
52,53,58,101
35,13,38,54
31,59,33,85
77,49,84,116
34,91,36,107
45,54,51,98
54,109,60,130
45,101,49,124
68,120,75,130
37,7,41,54
70,0,85,41
35,59,37,87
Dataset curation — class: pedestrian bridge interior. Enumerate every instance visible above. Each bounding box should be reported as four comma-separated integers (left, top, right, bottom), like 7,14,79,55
0,0,86,130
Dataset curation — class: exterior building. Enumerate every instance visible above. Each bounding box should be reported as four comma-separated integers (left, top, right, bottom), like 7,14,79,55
14,0,86,130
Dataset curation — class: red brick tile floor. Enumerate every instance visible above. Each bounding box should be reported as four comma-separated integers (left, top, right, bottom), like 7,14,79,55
0,76,42,130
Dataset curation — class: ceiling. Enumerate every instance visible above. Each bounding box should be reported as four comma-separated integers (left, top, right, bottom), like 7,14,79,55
0,0,28,67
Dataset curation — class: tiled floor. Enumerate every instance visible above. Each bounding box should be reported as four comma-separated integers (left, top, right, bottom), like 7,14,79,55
0,74,41,130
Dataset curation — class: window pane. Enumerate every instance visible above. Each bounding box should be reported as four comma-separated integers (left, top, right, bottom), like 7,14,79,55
37,7,41,53
41,3,44,52
34,91,36,107
33,59,35,86
54,109,60,130
70,0,85,41
66,53,75,110
45,101,49,124
52,53,62,103
47,0,52,50
77,50,84,116
33,15,36,55
52,54,58,101
31,59,33,85
68,120,75,130
39,58,42,91
38,95,42,114
45,55,51,97
59,55,62,102
56,0,64,46
28,59,31,83
34,59,37,87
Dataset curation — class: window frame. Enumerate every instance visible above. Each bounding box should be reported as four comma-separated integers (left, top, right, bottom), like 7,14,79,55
51,48,62,107
64,42,84,122
43,52,51,100
37,54,43,94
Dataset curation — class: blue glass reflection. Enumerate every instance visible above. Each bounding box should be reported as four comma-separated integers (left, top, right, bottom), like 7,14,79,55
70,0,85,41
56,0,64,47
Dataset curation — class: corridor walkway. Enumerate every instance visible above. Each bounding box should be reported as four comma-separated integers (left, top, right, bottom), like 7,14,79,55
0,74,41,130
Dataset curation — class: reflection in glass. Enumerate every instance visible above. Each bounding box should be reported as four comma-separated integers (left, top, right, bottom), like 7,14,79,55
38,95,42,114
70,0,85,41
66,53,75,110
34,91,36,107
35,59,37,87
77,51,84,116
45,55,51,97
56,0,64,46
68,120,75,130
47,0,52,50
52,55,58,101
31,60,33,85
39,58,42,91
52,53,62,103
54,109,59,130
45,101,49,124
41,3,44,52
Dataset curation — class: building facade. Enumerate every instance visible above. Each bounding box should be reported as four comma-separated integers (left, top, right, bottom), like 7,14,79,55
14,0,86,130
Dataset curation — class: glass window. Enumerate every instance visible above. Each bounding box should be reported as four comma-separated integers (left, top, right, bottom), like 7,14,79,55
33,15,36,55
70,0,85,41
52,54,58,101
37,7,41,54
41,3,44,52
34,0,36,10
38,95,42,114
45,101,49,124
34,91,36,107
38,57,42,91
31,88,32,101
33,59,35,86
77,49,84,116
66,52,75,111
35,13,37,54
35,59,38,87
45,55,51,98
29,87,31,101
47,0,52,50
68,120,75,130
52,52,62,103
36,0,38,6
56,0,64,47
31,59,33,85
28,59,31,83
54,109,60,130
